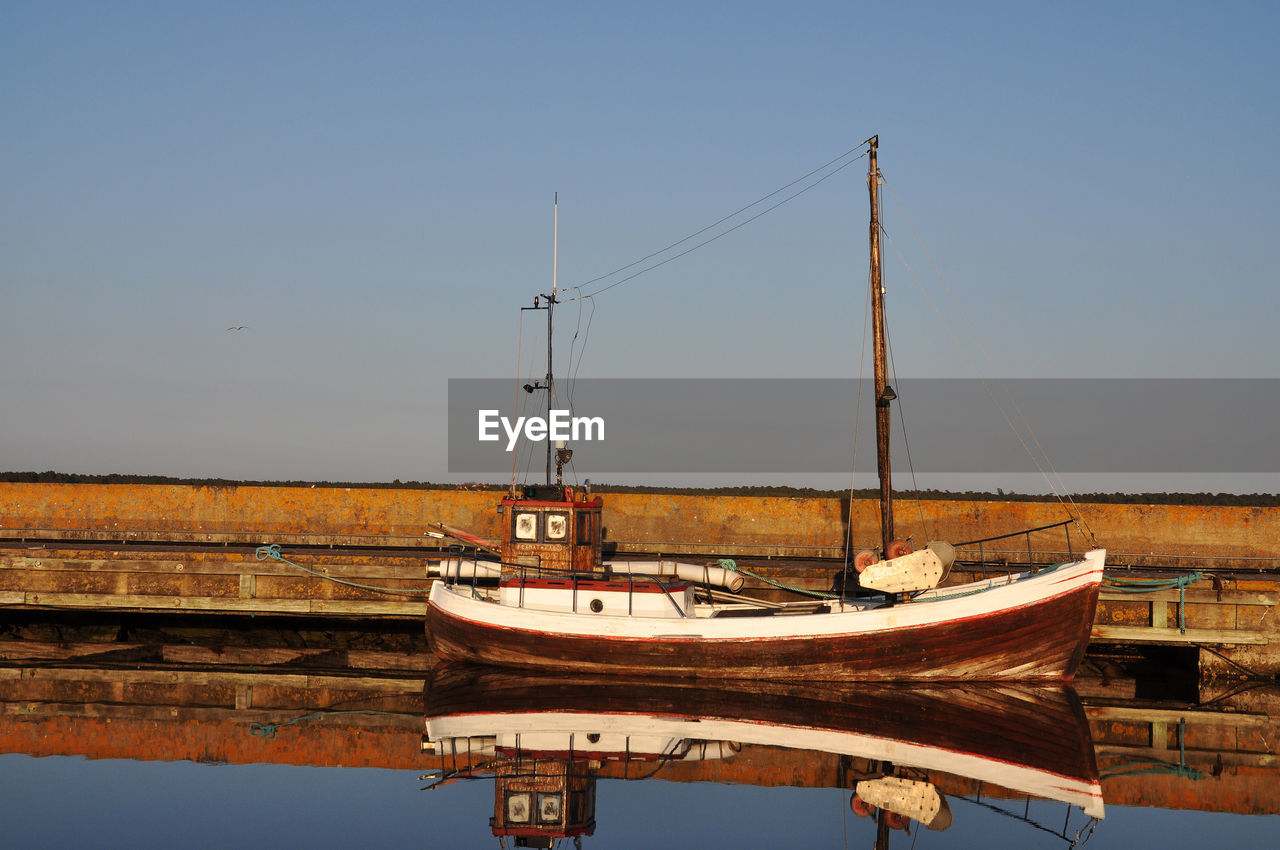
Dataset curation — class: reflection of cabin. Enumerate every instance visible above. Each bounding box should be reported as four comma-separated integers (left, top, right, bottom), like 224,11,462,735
491,758,596,848
501,486,603,576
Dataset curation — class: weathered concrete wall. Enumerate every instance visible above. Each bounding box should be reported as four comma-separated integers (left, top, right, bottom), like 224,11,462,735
0,482,501,545
1,482,1276,567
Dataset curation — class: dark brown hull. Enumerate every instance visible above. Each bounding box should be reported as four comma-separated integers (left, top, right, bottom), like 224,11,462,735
427,580,1100,682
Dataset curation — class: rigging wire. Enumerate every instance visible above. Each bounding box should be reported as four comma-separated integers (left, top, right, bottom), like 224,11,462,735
880,175,1098,546
510,141,872,485
565,294,597,419
559,295,596,491
885,325,933,542
516,310,545,485
843,267,873,575
840,785,850,850
510,309,526,491
517,142,873,486
878,213,1091,544
565,144,870,301
871,169,932,543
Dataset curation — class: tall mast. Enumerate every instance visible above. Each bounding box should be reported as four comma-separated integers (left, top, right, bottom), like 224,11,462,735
867,136,894,552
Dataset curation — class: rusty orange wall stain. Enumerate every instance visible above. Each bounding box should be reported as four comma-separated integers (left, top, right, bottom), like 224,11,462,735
0,715,425,769
3,715,1275,815
1,483,1275,564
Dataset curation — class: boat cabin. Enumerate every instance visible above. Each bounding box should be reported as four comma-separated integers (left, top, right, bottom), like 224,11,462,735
500,485,604,577
497,485,695,618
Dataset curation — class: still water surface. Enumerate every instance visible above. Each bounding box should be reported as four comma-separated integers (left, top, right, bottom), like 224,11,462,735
0,663,1276,849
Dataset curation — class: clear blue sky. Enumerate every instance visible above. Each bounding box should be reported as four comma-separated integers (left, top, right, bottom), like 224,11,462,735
2,2,1276,491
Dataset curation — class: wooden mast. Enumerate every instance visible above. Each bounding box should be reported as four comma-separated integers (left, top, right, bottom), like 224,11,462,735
867,136,894,553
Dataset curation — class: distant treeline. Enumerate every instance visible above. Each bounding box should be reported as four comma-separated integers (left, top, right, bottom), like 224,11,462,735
2,471,1275,506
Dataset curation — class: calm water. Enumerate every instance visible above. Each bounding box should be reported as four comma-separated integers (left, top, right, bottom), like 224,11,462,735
1,754,1275,849
1,664,1276,849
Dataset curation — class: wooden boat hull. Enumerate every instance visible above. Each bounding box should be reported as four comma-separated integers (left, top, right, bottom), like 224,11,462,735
427,549,1104,682
424,664,1104,817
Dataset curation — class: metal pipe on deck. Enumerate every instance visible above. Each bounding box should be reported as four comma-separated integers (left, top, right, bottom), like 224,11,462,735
605,560,745,593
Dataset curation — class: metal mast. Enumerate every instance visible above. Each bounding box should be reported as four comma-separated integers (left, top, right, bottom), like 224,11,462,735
867,136,895,552
518,195,559,487
546,193,558,485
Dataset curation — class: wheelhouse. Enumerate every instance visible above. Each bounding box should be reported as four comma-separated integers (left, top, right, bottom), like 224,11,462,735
500,485,603,577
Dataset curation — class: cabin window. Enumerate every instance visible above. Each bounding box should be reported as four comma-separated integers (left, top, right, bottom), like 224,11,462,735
545,512,569,541
513,512,538,541
576,512,592,545
537,792,563,824
505,791,531,823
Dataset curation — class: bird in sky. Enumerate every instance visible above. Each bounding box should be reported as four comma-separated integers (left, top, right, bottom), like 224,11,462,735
226,326,249,332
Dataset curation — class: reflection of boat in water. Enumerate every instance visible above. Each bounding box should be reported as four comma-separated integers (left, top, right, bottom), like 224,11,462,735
421,664,1104,845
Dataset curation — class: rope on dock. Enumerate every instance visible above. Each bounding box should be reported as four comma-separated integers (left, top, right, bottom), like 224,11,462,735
1100,758,1203,781
1100,718,1203,780
1102,571,1204,633
254,544,435,595
250,709,410,739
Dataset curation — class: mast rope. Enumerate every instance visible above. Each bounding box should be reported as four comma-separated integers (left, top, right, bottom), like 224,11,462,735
843,254,873,577
878,175,1098,548
510,309,526,491
885,323,933,543
565,294,596,422
516,307,545,485
564,143,871,301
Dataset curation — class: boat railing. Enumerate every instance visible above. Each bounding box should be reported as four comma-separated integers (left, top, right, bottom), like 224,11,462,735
954,519,1078,576
439,554,694,617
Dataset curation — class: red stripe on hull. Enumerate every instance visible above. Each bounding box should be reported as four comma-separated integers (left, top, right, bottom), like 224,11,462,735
427,583,1100,682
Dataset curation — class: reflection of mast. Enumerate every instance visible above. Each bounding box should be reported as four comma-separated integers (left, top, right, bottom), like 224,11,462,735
875,809,890,850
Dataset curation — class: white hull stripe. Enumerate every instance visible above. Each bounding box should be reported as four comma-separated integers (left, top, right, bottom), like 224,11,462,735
429,550,1105,643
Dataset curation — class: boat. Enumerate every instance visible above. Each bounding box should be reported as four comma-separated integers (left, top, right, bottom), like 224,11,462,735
421,664,1105,845
426,137,1105,682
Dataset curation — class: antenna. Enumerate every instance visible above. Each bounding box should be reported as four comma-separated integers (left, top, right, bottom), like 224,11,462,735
517,193,561,486
553,192,558,298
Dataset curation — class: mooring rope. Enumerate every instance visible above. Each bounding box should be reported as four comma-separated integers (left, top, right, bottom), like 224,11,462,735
1100,758,1203,780
254,544,435,595
1100,719,1202,780
1102,571,1203,633
718,559,842,600
250,709,409,739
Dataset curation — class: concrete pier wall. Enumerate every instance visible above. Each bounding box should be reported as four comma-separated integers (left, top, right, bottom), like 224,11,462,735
0,482,1275,567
